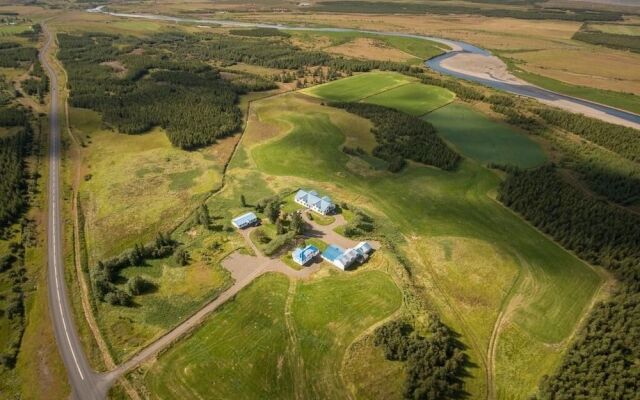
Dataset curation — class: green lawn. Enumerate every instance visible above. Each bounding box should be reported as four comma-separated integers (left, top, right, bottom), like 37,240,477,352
425,103,547,168
143,274,293,399
143,270,401,399
302,71,414,102
245,92,601,398
363,82,455,116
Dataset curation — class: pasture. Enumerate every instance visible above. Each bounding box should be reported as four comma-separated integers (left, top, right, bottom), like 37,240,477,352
142,270,402,399
73,107,230,260
238,91,601,398
71,107,246,361
363,82,455,116
301,71,414,102
425,103,547,168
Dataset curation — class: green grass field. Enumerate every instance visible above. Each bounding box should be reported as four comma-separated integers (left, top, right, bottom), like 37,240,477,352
363,82,455,116
425,103,547,168
302,71,414,102
143,270,401,399
73,107,226,260
241,90,601,398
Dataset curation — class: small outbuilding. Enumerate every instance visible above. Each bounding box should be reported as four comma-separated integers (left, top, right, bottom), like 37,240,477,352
292,245,320,266
232,212,258,229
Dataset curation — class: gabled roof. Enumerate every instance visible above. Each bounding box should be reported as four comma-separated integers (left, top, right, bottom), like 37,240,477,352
354,241,373,255
232,212,257,226
296,189,334,213
293,245,319,263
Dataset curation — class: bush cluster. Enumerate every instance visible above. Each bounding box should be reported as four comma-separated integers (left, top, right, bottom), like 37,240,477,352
92,233,176,306
374,317,465,399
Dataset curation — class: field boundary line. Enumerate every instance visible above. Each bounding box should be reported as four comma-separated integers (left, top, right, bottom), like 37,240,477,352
357,81,413,102
418,98,456,118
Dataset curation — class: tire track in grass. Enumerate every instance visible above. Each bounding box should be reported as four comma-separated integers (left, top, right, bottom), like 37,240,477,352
404,240,490,399
283,279,306,400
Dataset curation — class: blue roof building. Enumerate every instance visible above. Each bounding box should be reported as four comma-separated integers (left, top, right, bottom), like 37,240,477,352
292,244,320,266
295,189,335,215
232,212,258,229
322,244,358,270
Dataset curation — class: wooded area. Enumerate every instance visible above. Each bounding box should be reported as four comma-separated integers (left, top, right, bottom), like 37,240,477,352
374,317,465,399
0,108,31,230
498,165,640,399
57,32,249,149
330,102,460,171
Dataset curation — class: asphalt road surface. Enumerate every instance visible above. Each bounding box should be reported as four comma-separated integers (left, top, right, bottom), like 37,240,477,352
41,24,115,400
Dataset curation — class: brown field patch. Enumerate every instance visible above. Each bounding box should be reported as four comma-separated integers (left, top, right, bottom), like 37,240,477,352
326,37,416,62
513,48,640,94
100,60,127,76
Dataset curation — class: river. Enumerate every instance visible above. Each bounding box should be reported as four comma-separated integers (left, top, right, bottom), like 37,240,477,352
88,6,640,128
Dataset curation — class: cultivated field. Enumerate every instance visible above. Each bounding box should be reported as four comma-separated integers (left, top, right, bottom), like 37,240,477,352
302,71,414,102
304,72,455,116
425,103,547,168
363,82,455,116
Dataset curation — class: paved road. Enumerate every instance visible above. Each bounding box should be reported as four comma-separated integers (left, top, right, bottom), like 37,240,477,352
89,5,640,129
41,24,114,400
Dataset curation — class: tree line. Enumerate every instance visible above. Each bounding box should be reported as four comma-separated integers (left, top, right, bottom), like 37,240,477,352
312,1,624,21
573,25,640,53
229,28,291,38
152,30,419,74
497,165,640,399
373,317,465,399
330,102,460,171
533,108,640,163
